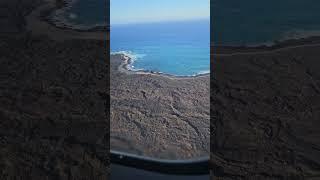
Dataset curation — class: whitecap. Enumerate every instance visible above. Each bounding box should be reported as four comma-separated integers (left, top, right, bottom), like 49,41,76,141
111,51,146,63
196,70,210,75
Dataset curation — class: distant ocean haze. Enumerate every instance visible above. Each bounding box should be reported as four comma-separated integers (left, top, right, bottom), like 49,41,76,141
111,20,210,76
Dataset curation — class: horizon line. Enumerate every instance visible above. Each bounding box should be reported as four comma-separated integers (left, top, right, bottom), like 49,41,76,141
110,17,210,26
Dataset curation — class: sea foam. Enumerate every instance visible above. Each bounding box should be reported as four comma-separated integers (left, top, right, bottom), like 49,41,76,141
111,51,146,71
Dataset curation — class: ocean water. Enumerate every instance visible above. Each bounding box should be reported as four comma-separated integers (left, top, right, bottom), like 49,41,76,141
59,0,107,26
59,1,209,76
61,0,320,46
111,20,210,76
58,0,320,74
212,0,320,46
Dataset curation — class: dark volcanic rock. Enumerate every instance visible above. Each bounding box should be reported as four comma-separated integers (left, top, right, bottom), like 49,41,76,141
211,45,320,179
110,54,210,160
0,0,109,179
0,35,109,179
0,0,41,33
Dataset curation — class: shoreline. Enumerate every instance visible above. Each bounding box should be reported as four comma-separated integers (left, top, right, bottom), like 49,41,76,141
25,0,107,40
44,0,320,53
113,53,210,79
47,0,108,32
213,35,320,55
44,0,320,51
112,35,320,78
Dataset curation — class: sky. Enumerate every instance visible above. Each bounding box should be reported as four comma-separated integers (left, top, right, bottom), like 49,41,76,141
110,0,210,25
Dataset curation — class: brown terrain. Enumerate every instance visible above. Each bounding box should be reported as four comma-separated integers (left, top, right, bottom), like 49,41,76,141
0,0,108,179
110,54,210,160
211,40,320,179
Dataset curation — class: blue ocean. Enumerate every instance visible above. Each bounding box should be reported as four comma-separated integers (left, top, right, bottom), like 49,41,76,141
111,20,210,76
58,0,320,74
57,1,209,76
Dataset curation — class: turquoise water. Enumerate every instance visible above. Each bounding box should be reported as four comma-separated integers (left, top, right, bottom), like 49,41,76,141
61,0,320,74
111,20,210,76
59,1,209,76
